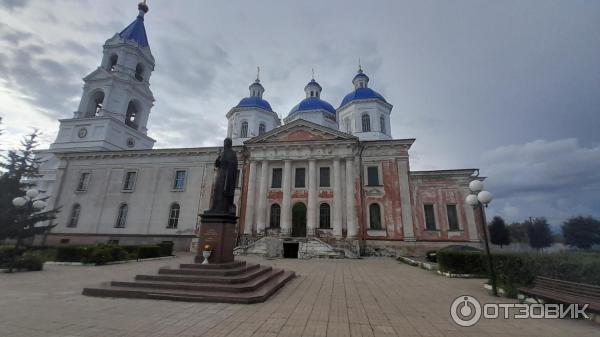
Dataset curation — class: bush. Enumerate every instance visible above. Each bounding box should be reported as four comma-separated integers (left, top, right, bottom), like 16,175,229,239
15,254,44,271
158,242,174,257
55,246,91,262
87,246,114,265
137,245,161,259
437,251,487,275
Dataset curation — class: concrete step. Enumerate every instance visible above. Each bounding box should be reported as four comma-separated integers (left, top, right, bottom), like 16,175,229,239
136,265,272,284
179,260,246,269
112,269,284,293
82,270,295,304
158,263,260,276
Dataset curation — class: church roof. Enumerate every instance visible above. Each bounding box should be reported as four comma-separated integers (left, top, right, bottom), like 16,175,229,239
288,97,336,118
236,96,273,112
119,14,149,47
339,87,387,108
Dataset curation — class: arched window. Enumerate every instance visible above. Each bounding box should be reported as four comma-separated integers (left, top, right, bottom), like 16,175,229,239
86,91,105,117
362,114,371,132
135,63,144,81
369,203,382,230
319,203,331,229
270,204,281,228
108,54,118,72
240,121,248,138
115,203,128,228
380,116,386,133
167,203,180,229
125,101,139,129
68,204,81,228
258,123,266,136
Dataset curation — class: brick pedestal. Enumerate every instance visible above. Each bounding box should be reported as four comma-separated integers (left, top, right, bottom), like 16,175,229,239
195,212,238,264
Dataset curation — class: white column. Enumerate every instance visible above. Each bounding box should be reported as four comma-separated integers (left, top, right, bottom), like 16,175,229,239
243,161,257,234
397,159,415,241
256,160,269,233
345,157,357,238
332,158,343,236
281,160,292,236
307,159,317,236
465,188,479,242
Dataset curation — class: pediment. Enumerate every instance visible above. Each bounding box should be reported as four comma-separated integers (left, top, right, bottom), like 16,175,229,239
246,119,356,144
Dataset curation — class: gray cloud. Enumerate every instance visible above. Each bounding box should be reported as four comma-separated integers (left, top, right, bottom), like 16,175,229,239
0,0,29,11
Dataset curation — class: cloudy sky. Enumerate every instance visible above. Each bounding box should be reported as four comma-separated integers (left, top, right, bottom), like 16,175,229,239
1,0,599,229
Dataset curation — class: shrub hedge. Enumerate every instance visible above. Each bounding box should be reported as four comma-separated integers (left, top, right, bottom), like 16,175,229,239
436,250,600,297
54,243,174,265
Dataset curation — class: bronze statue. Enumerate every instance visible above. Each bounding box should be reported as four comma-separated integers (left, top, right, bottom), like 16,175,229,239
209,138,238,214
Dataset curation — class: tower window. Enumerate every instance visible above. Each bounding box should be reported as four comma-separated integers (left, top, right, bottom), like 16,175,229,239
240,121,248,138
125,101,139,129
167,203,180,229
135,63,144,81
380,116,386,133
68,204,81,228
86,91,105,117
270,204,281,228
115,203,128,228
258,123,266,136
345,118,351,133
362,114,371,132
369,204,382,230
319,203,331,229
108,54,118,72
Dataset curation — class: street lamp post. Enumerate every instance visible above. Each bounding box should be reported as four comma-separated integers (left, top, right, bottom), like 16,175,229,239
465,180,498,296
11,188,47,247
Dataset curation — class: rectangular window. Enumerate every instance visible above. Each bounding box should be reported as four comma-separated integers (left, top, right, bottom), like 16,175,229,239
319,167,330,187
447,205,459,231
236,169,241,188
367,166,379,186
173,170,186,190
424,204,436,230
76,172,90,191
271,168,282,188
122,171,137,191
295,168,306,188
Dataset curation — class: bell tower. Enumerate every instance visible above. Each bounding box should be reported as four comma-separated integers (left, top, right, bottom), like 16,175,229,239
50,1,156,151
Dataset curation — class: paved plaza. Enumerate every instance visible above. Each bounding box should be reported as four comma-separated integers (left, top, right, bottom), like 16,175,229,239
0,254,597,337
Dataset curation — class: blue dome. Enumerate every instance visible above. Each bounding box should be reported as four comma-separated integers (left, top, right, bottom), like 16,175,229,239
236,96,273,112
119,15,149,47
339,87,386,108
288,97,336,118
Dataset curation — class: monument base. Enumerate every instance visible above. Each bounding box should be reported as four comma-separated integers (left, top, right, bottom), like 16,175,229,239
195,211,238,264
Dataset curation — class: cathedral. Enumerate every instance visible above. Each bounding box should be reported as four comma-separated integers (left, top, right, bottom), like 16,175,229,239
34,3,485,257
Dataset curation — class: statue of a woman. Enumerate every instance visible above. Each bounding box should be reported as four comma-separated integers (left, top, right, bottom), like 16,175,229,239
209,138,238,214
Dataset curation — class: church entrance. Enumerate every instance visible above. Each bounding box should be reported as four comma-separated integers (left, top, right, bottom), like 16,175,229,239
291,202,307,237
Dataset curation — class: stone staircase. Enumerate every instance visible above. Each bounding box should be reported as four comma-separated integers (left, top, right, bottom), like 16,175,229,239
82,260,295,304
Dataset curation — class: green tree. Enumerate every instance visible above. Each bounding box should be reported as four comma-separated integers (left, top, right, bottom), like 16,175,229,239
0,131,60,271
525,217,553,251
488,216,511,247
562,216,600,250
508,222,528,243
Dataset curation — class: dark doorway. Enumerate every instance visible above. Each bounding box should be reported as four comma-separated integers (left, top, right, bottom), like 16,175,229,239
291,202,307,237
283,242,299,258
